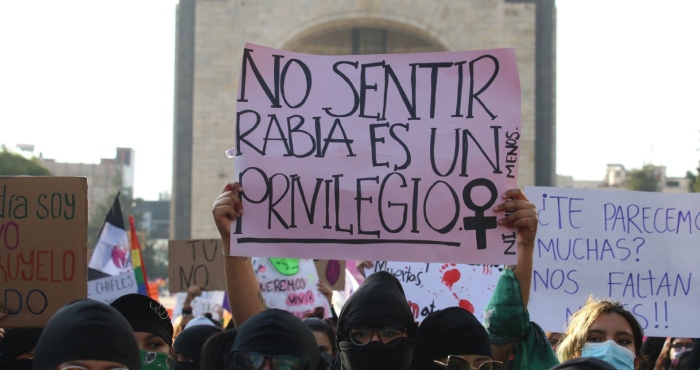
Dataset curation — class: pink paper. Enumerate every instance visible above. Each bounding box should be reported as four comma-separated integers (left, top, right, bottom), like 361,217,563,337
231,43,521,265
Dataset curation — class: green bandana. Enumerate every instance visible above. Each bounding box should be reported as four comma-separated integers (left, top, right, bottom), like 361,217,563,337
483,268,559,370
140,350,172,370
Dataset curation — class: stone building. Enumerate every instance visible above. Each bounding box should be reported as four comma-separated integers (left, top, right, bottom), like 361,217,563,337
39,147,135,217
172,0,556,239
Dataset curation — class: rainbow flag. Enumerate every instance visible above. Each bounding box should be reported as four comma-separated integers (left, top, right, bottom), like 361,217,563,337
129,215,150,297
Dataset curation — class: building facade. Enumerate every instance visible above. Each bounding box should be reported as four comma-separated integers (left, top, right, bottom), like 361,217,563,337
558,164,691,193
40,148,135,217
172,0,557,239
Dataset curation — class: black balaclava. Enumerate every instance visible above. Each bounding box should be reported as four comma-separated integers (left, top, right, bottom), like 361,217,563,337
233,309,323,370
336,271,417,370
32,299,140,370
0,328,43,370
409,307,492,370
111,293,174,346
172,325,222,370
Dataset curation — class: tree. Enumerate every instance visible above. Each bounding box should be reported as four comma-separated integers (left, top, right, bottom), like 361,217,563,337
625,164,660,192
686,163,700,193
0,149,51,176
142,239,169,279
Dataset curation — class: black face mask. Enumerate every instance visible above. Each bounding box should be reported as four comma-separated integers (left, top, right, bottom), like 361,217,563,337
321,352,335,368
338,339,412,370
169,361,199,370
2,358,33,370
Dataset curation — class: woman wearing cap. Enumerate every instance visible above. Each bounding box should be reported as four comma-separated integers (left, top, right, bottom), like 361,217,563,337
32,299,141,370
110,294,174,369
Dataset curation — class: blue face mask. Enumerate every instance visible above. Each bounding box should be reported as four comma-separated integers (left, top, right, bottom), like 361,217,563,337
581,340,635,370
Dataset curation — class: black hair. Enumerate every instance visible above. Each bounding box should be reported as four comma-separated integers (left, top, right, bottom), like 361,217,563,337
304,317,338,355
200,329,237,370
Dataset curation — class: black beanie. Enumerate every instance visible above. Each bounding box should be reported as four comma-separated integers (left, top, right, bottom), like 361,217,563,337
337,271,418,340
173,325,222,363
234,309,323,370
409,307,492,370
111,294,174,346
32,299,140,370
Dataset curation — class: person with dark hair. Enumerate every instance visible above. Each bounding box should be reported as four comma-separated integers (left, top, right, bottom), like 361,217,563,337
171,325,222,370
483,190,646,370
0,328,43,370
669,350,691,370
200,330,237,370
653,338,694,370
304,318,337,367
335,270,417,370
555,297,646,370
32,299,141,370
410,307,501,370
110,293,174,369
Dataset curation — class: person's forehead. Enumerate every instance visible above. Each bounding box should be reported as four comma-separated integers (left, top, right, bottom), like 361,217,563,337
588,312,633,333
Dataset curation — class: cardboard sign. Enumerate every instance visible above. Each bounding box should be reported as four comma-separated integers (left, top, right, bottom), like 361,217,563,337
172,290,226,321
253,257,331,319
0,177,88,327
88,270,138,304
230,43,522,265
168,239,226,292
314,259,346,290
366,261,502,322
526,186,700,337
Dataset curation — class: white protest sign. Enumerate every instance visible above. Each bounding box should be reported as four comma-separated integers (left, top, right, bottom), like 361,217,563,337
87,271,139,305
253,257,331,319
526,186,700,337
366,261,502,322
231,43,522,265
172,290,226,322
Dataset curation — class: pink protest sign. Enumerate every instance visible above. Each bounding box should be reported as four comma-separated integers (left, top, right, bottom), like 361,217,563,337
231,43,521,264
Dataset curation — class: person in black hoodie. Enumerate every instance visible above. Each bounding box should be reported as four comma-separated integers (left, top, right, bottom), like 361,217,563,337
409,307,499,370
32,299,140,370
171,325,222,370
200,308,328,370
335,271,417,370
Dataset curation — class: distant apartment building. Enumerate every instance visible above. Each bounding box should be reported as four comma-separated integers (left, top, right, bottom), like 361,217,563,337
39,148,136,217
557,164,690,193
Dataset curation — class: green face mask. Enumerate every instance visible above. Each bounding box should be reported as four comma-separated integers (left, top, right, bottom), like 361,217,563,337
140,350,172,370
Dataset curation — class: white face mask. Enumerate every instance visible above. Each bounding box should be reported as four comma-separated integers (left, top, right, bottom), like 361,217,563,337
581,340,635,370
673,347,688,359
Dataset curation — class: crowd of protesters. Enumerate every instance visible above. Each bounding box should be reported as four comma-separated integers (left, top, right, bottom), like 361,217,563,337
0,181,697,370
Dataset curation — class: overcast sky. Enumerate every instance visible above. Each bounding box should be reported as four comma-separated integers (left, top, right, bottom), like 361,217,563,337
1,0,698,200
